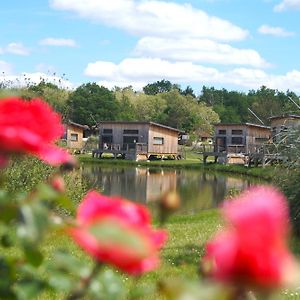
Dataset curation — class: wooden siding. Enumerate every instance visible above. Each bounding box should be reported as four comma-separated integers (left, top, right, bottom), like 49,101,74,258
270,117,300,137
67,124,84,149
99,123,149,148
98,122,179,157
246,126,271,146
148,124,178,155
214,124,271,153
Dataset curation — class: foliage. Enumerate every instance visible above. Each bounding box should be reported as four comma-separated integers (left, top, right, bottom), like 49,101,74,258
161,89,219,133
143,80,180,95
273,128,300,236
199,85,300,125
68,83,120,127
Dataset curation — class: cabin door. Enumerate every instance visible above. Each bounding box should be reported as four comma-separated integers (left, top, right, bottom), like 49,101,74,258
102,135,113,149
216,137,226,152
123,136,139,150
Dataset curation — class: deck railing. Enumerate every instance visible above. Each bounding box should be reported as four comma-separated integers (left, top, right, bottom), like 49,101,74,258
100,143,148,153
201,143,276,155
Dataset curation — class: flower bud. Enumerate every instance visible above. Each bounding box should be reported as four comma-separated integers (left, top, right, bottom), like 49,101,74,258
51,175,65,193
160,191,181,211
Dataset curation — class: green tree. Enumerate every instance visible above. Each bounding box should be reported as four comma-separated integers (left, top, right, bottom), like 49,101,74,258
134,93,167,123
143,80,180,95
114,87,137,121
26,81,70,118
68,83,119,127
180,85,196,98
161,90,219,133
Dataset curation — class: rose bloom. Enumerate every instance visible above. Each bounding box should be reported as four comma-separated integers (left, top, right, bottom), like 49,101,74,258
68,191,167,275
0,97,72,166
203,186,297,290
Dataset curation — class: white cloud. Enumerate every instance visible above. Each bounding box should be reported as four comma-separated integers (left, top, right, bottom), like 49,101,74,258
39,38,77,47
0,61,13,75
134,37,270,68
0,72,73,89
258,25,295,37
35,63,57,73
50,0,248,41
274,0,300,11
4,43,30,56
84,57,300,92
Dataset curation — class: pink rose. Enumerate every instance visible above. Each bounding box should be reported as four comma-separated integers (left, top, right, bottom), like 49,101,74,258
0,97,72,166
203,186,296,289
69,191,167,275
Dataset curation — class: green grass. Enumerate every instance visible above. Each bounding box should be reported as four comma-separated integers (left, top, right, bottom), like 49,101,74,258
2,156,298,299
4,209,300,299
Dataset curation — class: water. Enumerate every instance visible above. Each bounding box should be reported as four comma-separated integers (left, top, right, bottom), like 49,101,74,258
80,164,260,215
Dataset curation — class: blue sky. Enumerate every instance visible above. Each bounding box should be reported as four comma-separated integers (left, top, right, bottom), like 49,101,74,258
1,0,300,94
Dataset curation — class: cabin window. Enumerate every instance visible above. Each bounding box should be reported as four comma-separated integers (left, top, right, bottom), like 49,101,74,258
123,129,139,135
231,137,243,144
70,133,78,142
218,129,226,135
255,137,269,143
232,129,243,135
103,129,113,134
280,125,288,132
153,137,164,145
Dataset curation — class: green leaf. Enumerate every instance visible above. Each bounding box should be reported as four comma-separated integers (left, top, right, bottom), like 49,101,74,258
18,203,49,244
88,270,125,300
23,245,44,267
55,195,74,211
0,257,16,299
0,204,18,224
14,279,45,300
48,271,74,292
51,250,91,277
1,234,13,248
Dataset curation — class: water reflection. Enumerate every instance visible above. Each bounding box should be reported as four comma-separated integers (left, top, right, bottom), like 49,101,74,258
81,165,258,214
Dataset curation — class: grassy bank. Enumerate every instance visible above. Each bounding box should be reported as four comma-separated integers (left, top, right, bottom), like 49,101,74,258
79,154,276,180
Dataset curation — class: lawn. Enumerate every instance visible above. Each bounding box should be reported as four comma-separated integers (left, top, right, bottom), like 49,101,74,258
3,209,298,299
2,156,298,299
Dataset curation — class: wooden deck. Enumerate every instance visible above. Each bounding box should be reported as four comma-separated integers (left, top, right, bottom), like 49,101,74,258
92,143,180,161
201,143,286,167
92,143,148,160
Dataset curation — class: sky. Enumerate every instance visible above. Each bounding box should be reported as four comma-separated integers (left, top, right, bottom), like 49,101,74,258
1,0,300,95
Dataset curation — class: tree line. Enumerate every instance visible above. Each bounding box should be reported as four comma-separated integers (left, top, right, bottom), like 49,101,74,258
1,79,299,136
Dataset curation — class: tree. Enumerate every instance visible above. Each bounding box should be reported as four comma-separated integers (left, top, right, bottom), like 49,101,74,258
115,88,137,121
143,80,180,95
26,81,70,118
161,90,219,133
134,93,167,123
181,85,196,98
68,83,119,127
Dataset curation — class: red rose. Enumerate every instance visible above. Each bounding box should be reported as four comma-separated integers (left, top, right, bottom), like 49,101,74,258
203,186,296,289
0,97,72,166
69,191,167,275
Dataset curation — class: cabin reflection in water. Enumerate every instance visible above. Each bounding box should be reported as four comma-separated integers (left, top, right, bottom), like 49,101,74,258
81,166,254,214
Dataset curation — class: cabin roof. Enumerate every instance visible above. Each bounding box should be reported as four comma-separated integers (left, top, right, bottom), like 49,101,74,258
98,121,182,132
214,122,271,129
68,120,89,129
269,114,300,120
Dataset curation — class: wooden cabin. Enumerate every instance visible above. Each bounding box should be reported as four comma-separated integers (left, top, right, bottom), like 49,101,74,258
269,114,300,142
63,121,88,152
93,121,180,161
203,123,271,165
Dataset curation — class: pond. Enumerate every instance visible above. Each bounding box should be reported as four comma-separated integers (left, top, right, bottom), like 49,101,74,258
80,164,262,215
